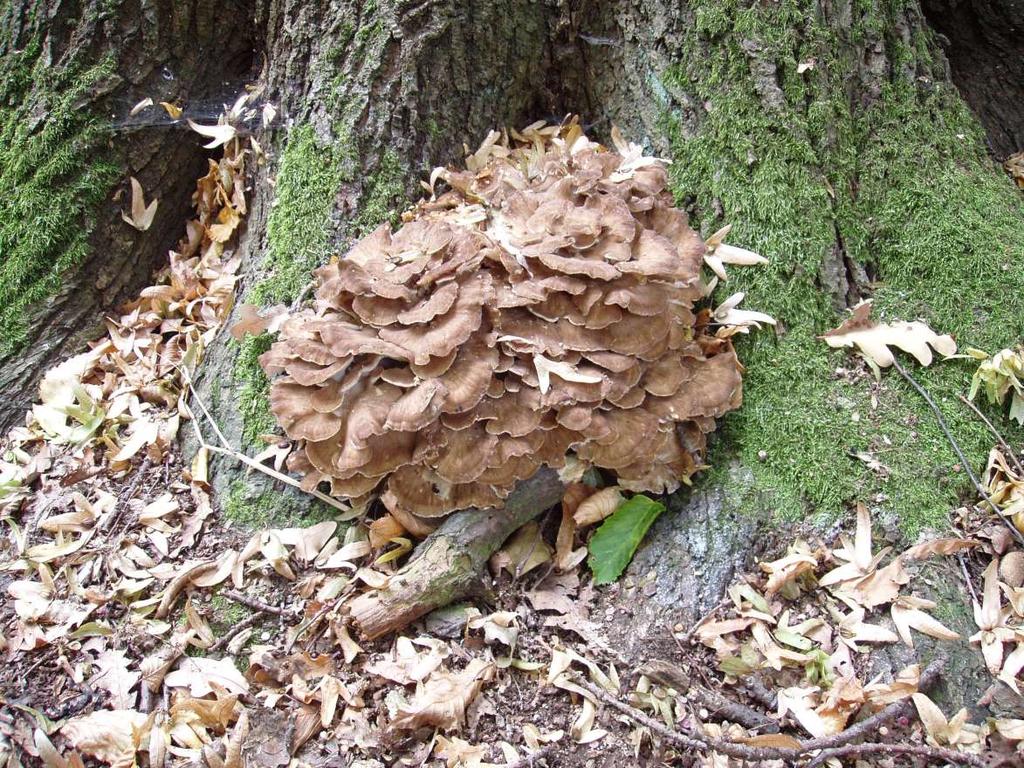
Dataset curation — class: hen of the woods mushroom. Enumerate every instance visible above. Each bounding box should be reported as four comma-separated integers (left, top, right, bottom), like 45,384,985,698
258,120,772,534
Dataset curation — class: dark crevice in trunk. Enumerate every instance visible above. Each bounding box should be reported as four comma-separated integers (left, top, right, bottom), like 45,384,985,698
922,0,1024,158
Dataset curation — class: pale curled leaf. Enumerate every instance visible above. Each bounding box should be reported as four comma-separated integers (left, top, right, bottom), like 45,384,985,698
186,119,237,149
163,656,249,697
891,596,960,648
533,354,603,395
390,658,496,731
713,292,777,329
822,299,956,368
901,537,980,560
130,97,153,115
573,486,623,527
121,177,159,232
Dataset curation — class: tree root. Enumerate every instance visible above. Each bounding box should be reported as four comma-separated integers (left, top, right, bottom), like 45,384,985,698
347,468,565,639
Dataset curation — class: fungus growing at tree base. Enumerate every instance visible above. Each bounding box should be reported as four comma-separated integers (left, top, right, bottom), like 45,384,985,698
260,119,764,532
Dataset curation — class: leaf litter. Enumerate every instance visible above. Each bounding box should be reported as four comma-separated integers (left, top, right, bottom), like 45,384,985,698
0,106,1022,768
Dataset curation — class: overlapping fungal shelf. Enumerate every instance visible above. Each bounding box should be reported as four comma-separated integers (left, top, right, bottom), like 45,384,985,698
260,121,743,533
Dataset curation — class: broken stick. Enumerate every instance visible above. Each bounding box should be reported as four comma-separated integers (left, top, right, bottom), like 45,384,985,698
348,467,565,639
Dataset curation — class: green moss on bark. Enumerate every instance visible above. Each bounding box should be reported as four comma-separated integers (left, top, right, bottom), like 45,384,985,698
222,479,342,529
665,0,1024,534
234,126,353,446
0,36,118,357
351,148,405,235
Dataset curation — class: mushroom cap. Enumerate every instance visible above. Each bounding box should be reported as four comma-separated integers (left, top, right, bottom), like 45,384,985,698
262,120,746,522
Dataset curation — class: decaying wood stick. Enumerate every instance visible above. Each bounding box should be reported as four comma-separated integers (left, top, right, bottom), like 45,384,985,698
348,468,565,639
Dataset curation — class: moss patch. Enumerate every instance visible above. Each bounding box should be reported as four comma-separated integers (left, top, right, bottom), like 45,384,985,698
351,148,406,235
666,0,1024,535
222,479,343,529
233,126,353,447
0,30,118,357
248,126,353,307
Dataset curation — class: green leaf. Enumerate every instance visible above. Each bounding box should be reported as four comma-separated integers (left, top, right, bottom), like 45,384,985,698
587,494,665,585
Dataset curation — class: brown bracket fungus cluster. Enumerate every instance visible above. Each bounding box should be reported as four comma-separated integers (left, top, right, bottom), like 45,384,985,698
260,120,751,535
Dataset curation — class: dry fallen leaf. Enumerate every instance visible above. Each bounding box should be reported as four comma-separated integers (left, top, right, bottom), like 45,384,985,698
130,97,153,115
821,299,956,368
391,658,496,731
901,537,980,560
187,119,238,149
971,558,1016,675
121,177,159,232
159,101,182,119
163,656,249,697
90,649,141,710
891,595,960,648
60,709,151,768
573,486,623,527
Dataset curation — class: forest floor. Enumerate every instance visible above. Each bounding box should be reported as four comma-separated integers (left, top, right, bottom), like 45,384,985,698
2,109,1024,768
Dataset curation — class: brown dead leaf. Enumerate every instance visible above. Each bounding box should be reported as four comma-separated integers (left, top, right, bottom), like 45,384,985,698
891,595,960,648
163,656,249,697
369,514,406,549
140,631,193,692
761,540,818,597
60,710,151,768
90,649,140,710
391,658,496,732
222,709,248,768
491,521,551,578
159,101,182,119
365,636,448,684
901,537,980,560
864,663,919,708
291,704,321,754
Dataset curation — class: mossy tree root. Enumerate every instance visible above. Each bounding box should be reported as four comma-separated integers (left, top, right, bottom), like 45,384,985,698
347,468,565,639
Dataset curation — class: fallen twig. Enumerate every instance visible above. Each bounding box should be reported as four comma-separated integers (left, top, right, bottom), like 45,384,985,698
740,675,778,711
798,658,944,752
807,741,984,767
640,660,778,733
892,359,1024,547
958,553,980,605
578,677,784,761
209,610,265,652
577,658,968,765
221,588,295,616
179,381,353,515
99,457,152,534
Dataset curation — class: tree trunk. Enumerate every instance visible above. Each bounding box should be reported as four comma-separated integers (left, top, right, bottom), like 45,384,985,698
0,0,255,431
4,0,1024,703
